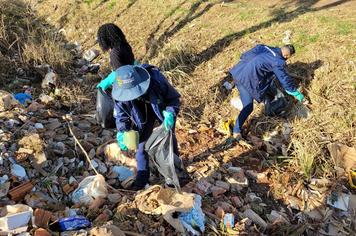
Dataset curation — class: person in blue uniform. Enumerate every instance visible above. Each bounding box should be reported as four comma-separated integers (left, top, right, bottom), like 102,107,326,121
229,44,305,140
112,64,181,190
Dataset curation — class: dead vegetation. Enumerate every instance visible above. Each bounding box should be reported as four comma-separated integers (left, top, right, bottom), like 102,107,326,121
0,0,356,235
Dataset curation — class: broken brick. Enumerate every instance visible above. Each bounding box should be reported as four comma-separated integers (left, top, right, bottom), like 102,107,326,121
34,208,56,228
195,179,212,196
62,182,78,195
211,186,226,198
34,228,51,236
8,181,34,201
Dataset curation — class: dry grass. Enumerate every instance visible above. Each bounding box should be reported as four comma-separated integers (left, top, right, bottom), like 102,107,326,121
24,0,356,183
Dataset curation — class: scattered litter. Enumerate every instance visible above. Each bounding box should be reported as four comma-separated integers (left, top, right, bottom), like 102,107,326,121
8,181,34,201
35,123,44,129
50,216,91,232
14,93,32,105
89,223,125,236
327,192,350,211
41,71,57,89
0,204,33,234
112,166,134,182
11,163,27,179
0,90,19,111
223,81,233,90
230,96,243,110
243,209,268,230
72,174,108,206
83,48,100,62
223,213,234,229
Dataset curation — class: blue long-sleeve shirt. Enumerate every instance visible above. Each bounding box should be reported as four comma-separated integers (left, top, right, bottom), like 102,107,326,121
229,44,297,102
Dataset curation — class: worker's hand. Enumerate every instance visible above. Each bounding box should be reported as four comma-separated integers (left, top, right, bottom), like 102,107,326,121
96,71,116,90
116,132,128,151
286,90,304,102
163,111,174,131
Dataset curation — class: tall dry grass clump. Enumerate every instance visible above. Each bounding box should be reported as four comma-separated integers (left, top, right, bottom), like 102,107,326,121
289,58,356,180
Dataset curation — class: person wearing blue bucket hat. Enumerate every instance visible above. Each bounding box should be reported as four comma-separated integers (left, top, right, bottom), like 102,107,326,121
112,64,181,190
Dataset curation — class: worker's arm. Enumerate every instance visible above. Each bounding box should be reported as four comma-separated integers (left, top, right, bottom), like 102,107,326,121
273,64,304,102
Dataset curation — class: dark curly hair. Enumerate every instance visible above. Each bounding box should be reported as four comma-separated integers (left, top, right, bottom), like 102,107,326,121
97,23,128,51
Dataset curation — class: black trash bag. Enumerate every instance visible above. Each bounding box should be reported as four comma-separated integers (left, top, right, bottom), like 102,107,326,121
264,80,290,117
145,125,190,191
96,88,116,128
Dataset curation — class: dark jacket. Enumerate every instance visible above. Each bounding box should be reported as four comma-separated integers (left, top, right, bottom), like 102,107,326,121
114,65,181,132
229,44,297,102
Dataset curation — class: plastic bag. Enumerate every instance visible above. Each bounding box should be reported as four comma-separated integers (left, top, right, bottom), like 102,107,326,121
72,174,108,206
145,125,190,191
96,88,115,128
264,80,290,117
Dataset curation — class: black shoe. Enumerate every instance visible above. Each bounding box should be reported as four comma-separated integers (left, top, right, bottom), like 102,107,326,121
130,170,150,191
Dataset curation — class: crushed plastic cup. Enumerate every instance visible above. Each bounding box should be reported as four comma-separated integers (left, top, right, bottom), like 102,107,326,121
112,166,134,182
11,164,27,179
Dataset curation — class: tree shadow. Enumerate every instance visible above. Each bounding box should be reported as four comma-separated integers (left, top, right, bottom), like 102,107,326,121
144,0,220,61
186,0,349,74
116,0,138,17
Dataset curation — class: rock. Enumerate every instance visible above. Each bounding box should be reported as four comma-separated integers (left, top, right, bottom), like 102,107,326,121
53,142,66,155
34,228,51,236
266,210,289,224
94,212,111,224
243,209,268,230
231,196,244,208
46,118,62,130
211,171,222,180
34,123,44,130
228,166,244,175
215,207,225,219
195,179,213,196
89,197,106,210
83,48,100,62
211,186,226,198
108,194,121,204
215,201,236,213
215,180,230,191
246,193,262,204
27,102,45,112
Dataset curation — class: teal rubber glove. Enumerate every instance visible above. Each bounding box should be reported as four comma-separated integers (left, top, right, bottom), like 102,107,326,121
116,132,128,151
96,71,116,90
286,90,304,102
163,111,174,131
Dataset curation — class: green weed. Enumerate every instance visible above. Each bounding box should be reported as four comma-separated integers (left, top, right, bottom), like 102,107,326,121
336,21,354,35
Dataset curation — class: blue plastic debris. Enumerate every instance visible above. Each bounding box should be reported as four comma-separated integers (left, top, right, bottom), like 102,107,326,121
179,195,205,235
14,93,32,105
58,216,91,231
112,166,134,182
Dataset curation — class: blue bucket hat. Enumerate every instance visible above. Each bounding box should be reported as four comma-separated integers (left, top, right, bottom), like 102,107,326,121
112,65,151,102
